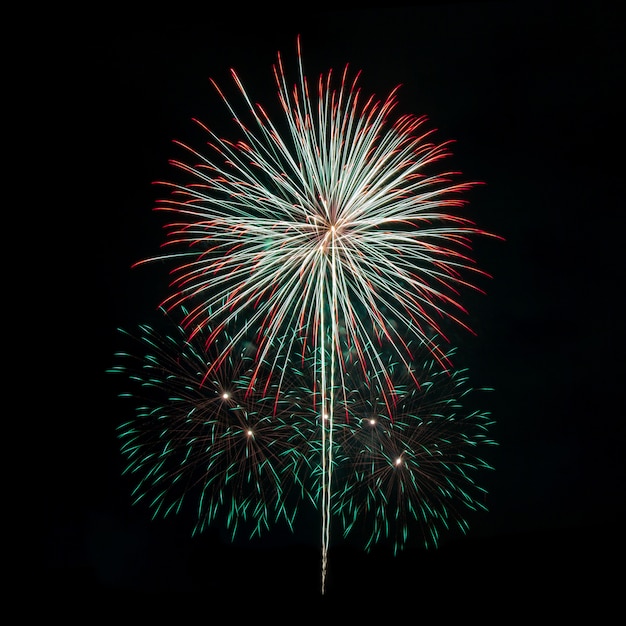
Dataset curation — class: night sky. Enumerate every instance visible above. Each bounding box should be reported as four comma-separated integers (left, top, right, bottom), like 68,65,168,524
39,2,623,613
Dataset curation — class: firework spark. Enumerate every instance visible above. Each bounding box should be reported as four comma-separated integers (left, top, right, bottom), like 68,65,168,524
114,36,499,594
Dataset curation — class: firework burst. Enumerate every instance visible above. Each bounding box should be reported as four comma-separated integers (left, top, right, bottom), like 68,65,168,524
109,308,309,540
325,351,496,554
110,321,495,557
112,36,500,594
138,37,496,402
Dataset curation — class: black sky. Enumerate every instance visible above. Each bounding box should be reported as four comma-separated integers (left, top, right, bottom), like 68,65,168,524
38,2,624,613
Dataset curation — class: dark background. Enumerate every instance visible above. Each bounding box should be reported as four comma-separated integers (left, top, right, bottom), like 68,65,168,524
39,1,623,613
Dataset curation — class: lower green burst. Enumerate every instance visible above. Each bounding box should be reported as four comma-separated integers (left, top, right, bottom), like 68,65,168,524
325,358,496,554
109,311,309,540
108,308,496,556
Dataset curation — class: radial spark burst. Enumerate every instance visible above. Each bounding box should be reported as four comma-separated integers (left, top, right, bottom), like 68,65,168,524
324,351,496,554
109,308,309,539
113,36,499,594
138,37,495,403
111,321,495,555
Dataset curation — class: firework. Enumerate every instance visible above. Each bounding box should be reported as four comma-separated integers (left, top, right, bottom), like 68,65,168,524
138,37,496,399
325,351,496,555
113,36,499,594
109,307,310,540
110,320,495,556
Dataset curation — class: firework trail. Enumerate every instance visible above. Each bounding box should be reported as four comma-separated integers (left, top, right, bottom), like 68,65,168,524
114,36,500,594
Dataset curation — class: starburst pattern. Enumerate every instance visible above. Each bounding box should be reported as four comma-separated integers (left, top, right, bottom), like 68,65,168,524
324,352,496,554
110,309,309,539
137,37,495,405
111,317,495,555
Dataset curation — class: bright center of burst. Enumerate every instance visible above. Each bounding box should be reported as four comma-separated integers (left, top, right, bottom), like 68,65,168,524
319,221,342,253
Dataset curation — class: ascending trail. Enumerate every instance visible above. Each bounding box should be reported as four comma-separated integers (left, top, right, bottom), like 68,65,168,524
320,223,339,596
